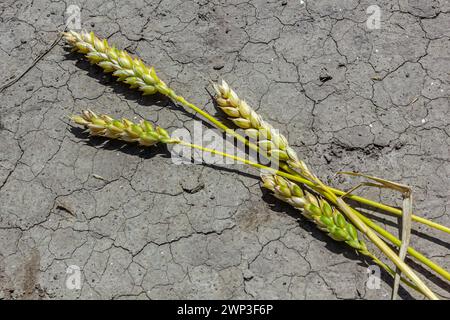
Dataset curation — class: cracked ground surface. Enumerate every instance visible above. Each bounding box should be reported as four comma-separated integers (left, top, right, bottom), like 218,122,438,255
0,0,449,300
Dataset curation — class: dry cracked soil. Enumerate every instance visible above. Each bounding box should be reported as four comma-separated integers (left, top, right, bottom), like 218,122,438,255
0,0,449,300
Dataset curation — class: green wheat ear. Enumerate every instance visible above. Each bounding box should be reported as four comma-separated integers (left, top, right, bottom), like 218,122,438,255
261,174,369,254
72,110,176,146
63,30,174,97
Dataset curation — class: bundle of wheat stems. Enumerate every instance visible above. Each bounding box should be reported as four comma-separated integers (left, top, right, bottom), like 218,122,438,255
64,30,449,299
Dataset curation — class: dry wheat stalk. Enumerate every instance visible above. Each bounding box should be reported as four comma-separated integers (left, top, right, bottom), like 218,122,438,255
214,79,449,236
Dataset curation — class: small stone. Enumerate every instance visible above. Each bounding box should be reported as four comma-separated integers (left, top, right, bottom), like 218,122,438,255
319,75,332,83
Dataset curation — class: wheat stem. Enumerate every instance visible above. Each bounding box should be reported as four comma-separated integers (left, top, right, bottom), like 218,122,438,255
330,189,450,234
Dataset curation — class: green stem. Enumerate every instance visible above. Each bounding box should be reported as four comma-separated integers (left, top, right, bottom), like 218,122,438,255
176,140,279,172
284,166,449,233
171,94,230,134
329,188,450,234
351,206,450,281
176,140,450,282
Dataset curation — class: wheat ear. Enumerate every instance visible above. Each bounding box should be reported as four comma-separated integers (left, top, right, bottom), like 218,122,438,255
262,174,371,254
63,31,173,97
261,174,426,293
213,80,308,175
213,81,438,298
71,110,176,145
213,81,449,283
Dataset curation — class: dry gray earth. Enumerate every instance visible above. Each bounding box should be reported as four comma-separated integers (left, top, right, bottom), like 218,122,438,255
0,0,449,300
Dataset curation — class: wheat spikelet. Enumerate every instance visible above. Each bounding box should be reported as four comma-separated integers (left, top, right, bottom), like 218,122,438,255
213,81,308,174
261,174,372,255
72,110,175,146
